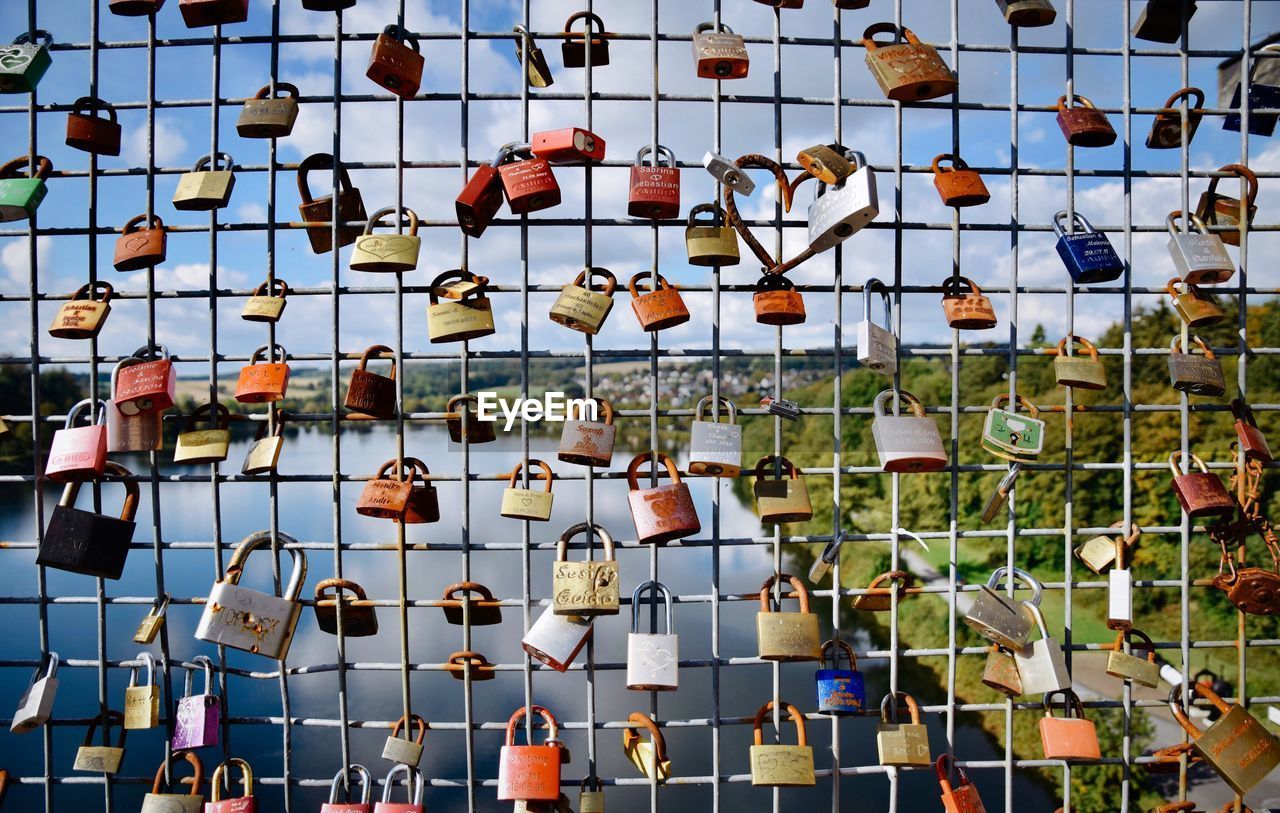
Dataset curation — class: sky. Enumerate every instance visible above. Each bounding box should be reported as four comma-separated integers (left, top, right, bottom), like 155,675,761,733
2,0,1278,376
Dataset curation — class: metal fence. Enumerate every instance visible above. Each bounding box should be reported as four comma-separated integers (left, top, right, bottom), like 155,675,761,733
1,0,1277,811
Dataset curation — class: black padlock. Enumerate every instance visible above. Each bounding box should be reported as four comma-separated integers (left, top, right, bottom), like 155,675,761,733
37,461,139,580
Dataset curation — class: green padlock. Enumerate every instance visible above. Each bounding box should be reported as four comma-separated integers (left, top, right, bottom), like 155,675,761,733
0,155,52,222
981,393,1045,464
0,30,53,94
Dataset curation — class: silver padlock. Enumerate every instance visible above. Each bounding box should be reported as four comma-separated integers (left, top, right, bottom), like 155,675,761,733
379,763,425,811
702,151,755,196
807,150,878,253
856,280,897,376
1108,534,1133,631
870,389,947,473
382,713,426,767
327,765,372,809
688,395,742,477
1167,210,1235,285
194,531,307,660
10,651,59,733
627,581,678,692
1013,601,1071,695
107,355,163,453
522,605,593,673
964,566,1042,650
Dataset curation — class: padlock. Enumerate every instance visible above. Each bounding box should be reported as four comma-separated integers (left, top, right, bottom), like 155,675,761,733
1074,520,1138,575
172,152,236,210
688,396,742,476
997,0,1056,26
235,343,291,403
627,581,678,691
115,343,176,415
141,751,204,813
427,269,496,343
753,275,806,326
172,656,220,750
578,778,605,813
73,710,127,774
107,360,163,452
1056,94,1117,147
357,459,416,519
114,213,167,271
625,451,700,545
1108,532,1134,631
345,345,397,419
1014,602,1071,695
381,714,426,767
561,12,610,68
455,151,504,238
350,207,421,273
876,692,932,767
45,398,108,482
622,713,670,782
65,96,122,156
628,273,690,332
756,0,803,8
440,581,502,626
0,31,53,93
1039,690,1100,760
374,764,424,813
981,644,1023,697
964,566,1042,649
553,522,619,616
686,203,741,267
1167,211,1235,285
445,650,496,682
208,758,255,813
1167,334,1225,397
501,459,556,522
497,706,563,801
981,394,1046,463
1053,210,1124,284
1147,87,1205,149
513,25,554,88
173,402,232,464
194,530,308,659
132,593,169,644
851,569,912,612
323,765,372,813
498,144,561,214
10,651,58,733
797,144,852,185
549,267,616,335
38,461,137,579
366,25,423,99
931,153,990,207
1166,277,1224,329
1212,540,1280,617
748,701,814,787
940,275,997,330
862,23,957,101
628,145,681,219
753,455,813,524
692,22,748,79
1168,451,1234,519
1196,163,1258,247
242,277,289,323
1133,0,1197,43
815,639,866,716
556,397,615,467
1146,741,1201,775
241,411,286,476
1223,43,1280,136
1105,628,1160,688
124,652,160,730
808,151,878,252
532,127,605,164
397,461,439,526
702,151,756,196
857,279,897,376
1232,398,1272,463
237,82,299,139
871,389,947,473
0,155,52,222
315,578,379,637
936,753,987,812
523,605,593,672
179,0,249,28
1054,335,1107,391
446,394,497,444
298,152,367,254
756,573,821,662
111,0,166,15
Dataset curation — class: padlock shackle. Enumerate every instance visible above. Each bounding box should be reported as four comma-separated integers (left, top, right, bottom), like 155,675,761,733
694,395,737,424
625,451,682,491
64,397,108,429
442,581,496,602
566,396,612,425
250,277,289,299
507,458,554,492
355,344,396,378
381,764,425,804
626,271,676,298
751,700,807,746
389,713,427,745
753,454,800,482
210,757,253,802
253,82,300,100
862,22,919,50
872,388,926,419
564,10,608,36
328,765,372,804
1055,334,1100,361
819,638,856,671
315,576,370,605
1113,627,1157,662
1168,449,1211,477
380,23,420,52
32,650,60,682
1161,85,1205,111
862,569,914,602
581,775,603,794
930,152,971,175
192,151,235,173
249,342,288,365
687,202,725,228
753,274,796,293
1169,332,1215,360
0,155,53,180
934,753,971,791
363,205,420,237
13,30,54,46
504,704,559,746
1056,93,1098,113
630,580,674,634
70,95,118,122
129,650,156,687
1020,599,1052,642
862,278,892,329
428,268,488,304
1168,680,1233,739
988,392,1041,420
446,650,493,676
634,144,676,168
151,750,203,796
446,393,479,414
1205,162,1258,204
758,572,811,614
1043,688,1087,720
185,654,215,698
374,458,421,488
1167,209,1212,237
1051,209,1096,238
571,266,617,296
222,530,308,602
557,521,616,563
694,21,734,35
1231,397,1260,429
623,711,669,758
59,461,140,521
878,691,922,724
131,343,171,362
183,401,232,432
81,709,127,748
297,152,355,206
122,213,164,233
940,274,983,299
984,565,1044,605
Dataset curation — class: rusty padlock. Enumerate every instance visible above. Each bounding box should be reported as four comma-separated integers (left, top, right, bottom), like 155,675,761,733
445,394,496,444
1168,451,1234,520
851,570,913,612
941,275,997,330
692,22,748,79
114,214,167,271
626,451,700,545
1196,163,1258,247
298,152,367,254
1147,87,1204,149
628,145,681,219
313,578,379,637
754,275,806,326
1232,398,1272,463
178,0,248,28
356,458,417,520
398,458,439,525
1166,277,1224,329
345,345,397,419
366,25,423,99
351,207,421,273
455,146,506,238
241,278,288,323
558,397,615,467
49,281,113,340
932,153,990,207
1167,334,1225,397
550,267,615,335
497,143,561,214
628,272,689,332
445,651,496,682
863,23,957,101
110,0,166,15
531,127,606,164
440,582,502,626
236,82,300,139
561,12,610,68
997,0,1056,26
1056,94,1117,147
235,344,291,404
1212,534,1280,617
65,97,121,156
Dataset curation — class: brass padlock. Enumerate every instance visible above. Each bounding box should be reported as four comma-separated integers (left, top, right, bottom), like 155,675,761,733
49,280,113,340
427,269,495,343
753,275,806,326
1167,210,1235,285
940,275,997,331
863,23,957,101
1105,628,1160,688
549,267,616,335
692,22,748,79
237,82,300,139
345,344,397,419
133,593,170,644
561,11,610,68
1168,451,1235,520
242,411,286,476
982,644,1023,696
749,701,815,787
173,402,233,465
351,206,421,273
752,455,812,524
557,397,615,467
1133,0,1197,43
1169,681,1280,796
851,569,912,612
756,572,821,662
141,751,204,813
964,566,1042,649
997,0,1057,26
628,272,690,331
1167,334,1225,397
124,652,159,730
381,714,426,767
685,203,740,267
1195,163,1258,247
366,25,424,99
73,710,127,774
931,153,990,207
66,96,122,156
1166,277,1224,328
298,152,367,254
552,522,619,617
173,152,236,211
242,277,289,323
621,713,670,782
513,25,554,88
797,144,852,185
1147,87,1204,149
578,778,605,813
445,394,496,444
1055,94,1117,147
1074,520,1139,575
1054,334,1107,391
877,692,932,767
501,459,555,521
314,578,379,637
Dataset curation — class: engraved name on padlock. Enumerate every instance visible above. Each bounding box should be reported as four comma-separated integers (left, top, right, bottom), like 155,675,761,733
241,277,288,323
862,24,957,101
1167,210,1235,285
557,398,615,467
749,701,815,786
941,275,998,330
194,531,307,659
871,389,947,473
207,757,255,813
549,268,615,335
857,279,897,375
692,22,748,79
1169,681,1280,795
756,573,821,662
351,207,422,273
49,281,113,340
876,692,932,767
497,705,563,801
237,82,299,139
689,395,742,476
627,581,678,691
552,522,619,616
123,652,160,730
501,459,556,522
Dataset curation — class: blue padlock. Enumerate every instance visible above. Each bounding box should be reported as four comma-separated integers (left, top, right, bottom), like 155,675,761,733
1053,210,1124,284
815,639,866,716
1223,81,1280,137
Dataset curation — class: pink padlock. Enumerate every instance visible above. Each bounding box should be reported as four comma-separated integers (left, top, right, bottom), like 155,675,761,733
113,344,176,415
171,655,220,750
45,399,108,483
373,765,424,813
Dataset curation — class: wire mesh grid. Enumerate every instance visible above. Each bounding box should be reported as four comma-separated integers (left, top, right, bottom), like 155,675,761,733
0,0,1277,811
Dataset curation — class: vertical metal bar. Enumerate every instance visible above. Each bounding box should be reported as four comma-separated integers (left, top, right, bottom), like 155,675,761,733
828,3,843,812
1003,14,1020,813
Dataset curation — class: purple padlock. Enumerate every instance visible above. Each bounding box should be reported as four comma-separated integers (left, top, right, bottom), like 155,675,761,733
172,655,221,750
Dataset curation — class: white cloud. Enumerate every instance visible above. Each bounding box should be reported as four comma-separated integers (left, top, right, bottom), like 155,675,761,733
123,119,188,167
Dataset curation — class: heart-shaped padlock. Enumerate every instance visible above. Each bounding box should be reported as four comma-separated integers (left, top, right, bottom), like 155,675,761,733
722,154,817,276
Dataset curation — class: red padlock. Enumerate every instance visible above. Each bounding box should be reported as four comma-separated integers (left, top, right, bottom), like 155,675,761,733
496,705,563,802
65,97,122,157
45,399,108,483
753,274,806,326
1056,94,1117,148
114,344,176,414
455,145,506,238
937,753,986,812
1232,398,1272,463
629,272,689,332
497,144,561,214
207,758,256,813
531,128,606,164
114,214,167,271
931,153,990,208
178,0,249,28
235,344,291,404
356,459,417,520
628,145,681,219
366,25,424,99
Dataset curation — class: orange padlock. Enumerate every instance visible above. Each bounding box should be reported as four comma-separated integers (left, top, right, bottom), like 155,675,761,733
234,344,291,404
65,97,121,156
628,273,689,332
753,275,806,326
366,25,424,99
356,458,417,520
531,127,606,164
497,144,561,214
937,753,986,812
114,344,176,414
496,705,563,802
628,145,681,219
114,214,167,272
455,153,504,238
932,153,990,208
941,276,997,331
1038,689,1100,760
